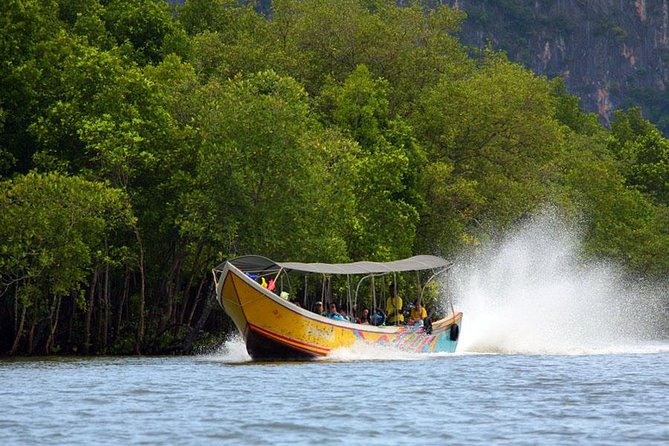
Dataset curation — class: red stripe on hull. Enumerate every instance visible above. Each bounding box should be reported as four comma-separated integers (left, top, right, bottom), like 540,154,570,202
247,322,330,357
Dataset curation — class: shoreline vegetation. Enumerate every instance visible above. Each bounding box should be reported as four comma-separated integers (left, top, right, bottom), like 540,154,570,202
1,0,668,356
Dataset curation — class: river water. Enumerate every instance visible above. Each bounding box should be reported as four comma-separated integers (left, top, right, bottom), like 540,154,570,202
3,213,668,444
1,341,669,445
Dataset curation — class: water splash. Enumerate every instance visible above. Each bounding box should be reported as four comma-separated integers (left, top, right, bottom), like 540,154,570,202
448,210,668,355
200,333,252,363
325,341,428,362
203,335,445,363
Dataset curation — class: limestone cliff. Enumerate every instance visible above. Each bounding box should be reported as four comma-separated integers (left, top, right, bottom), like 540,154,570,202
445,0,669,130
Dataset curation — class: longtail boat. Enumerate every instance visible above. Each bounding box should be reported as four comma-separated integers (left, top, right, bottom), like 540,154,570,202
212,255,462,360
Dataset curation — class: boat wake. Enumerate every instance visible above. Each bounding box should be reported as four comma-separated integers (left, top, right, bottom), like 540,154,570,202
325,342,429,362
205,336,434,363
446,209,669,355
204,336,449,363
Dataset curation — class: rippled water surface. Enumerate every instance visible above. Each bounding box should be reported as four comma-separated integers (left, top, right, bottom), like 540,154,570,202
2,345,669,445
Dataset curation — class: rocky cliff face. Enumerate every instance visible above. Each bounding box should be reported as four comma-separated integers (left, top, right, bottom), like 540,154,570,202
446,0,669,131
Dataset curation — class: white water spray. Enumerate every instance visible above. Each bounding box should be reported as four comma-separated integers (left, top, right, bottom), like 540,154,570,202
201,333,252,362
326,342,428,361
448,211,668,355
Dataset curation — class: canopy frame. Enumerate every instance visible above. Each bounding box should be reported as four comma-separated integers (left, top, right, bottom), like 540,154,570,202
215,254,454,320
215,254,451,276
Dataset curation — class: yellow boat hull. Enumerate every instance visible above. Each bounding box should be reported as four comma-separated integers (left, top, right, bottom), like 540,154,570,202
216,263,462,360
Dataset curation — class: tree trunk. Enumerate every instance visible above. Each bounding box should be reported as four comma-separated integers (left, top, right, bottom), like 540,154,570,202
14,285,18,332
116,269,130,336
183,281,214,353
160,251,180,335
9,305,27,355
186,275,208,328
45,295,62,354
171,257,183,331
133,225,146,355
178,240,206,327
84,265,99,354
27,320,36,355
96,274,103,352
68,291,76,347
102,240,110,354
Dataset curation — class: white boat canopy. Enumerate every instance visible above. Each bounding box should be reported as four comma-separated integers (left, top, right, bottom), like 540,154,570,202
216,255,451,275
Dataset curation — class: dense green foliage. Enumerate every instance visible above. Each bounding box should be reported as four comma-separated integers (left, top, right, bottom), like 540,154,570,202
1,0,667,355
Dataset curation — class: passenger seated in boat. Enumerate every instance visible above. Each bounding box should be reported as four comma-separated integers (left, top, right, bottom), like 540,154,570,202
385,283,404,325
371,309,385,325
409,299,427,327
356,307,370,324
327,302,347,321
313,301,325,316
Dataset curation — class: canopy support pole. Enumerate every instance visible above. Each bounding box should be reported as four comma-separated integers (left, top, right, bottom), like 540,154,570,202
420,266,453,316
303,276,308,307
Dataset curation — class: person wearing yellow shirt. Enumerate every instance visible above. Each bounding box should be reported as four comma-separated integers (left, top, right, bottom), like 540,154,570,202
385,283,404,325
409,300,427,327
